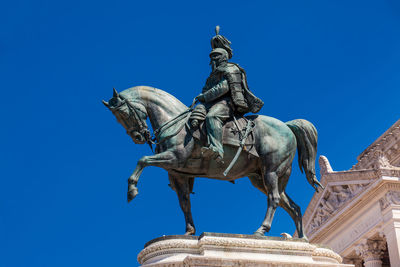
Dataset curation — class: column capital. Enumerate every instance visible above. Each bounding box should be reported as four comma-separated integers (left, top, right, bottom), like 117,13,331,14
355,239,386,262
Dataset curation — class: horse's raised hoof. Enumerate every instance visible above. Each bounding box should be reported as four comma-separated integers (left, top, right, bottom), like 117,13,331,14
127,188,139,202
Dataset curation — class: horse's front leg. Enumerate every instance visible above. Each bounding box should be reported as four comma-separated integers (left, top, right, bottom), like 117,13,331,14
127,151,177,202
169,173,196,235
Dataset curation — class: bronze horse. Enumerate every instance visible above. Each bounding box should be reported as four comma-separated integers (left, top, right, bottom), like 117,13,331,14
103,86,323,240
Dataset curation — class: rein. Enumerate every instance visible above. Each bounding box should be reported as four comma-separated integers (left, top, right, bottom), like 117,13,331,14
121,95,198,152
150,98,198,145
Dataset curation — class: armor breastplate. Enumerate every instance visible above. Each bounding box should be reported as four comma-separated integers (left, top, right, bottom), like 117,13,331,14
203,71,223,93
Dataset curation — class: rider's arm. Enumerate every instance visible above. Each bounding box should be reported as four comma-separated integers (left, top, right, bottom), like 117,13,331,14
201,79,229,102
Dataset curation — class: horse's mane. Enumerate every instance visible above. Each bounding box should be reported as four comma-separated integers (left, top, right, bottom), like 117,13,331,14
120,86,188,112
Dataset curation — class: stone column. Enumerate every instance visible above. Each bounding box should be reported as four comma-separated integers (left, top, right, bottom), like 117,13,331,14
355,239,386,267
380,190,400,265
382,216,400,266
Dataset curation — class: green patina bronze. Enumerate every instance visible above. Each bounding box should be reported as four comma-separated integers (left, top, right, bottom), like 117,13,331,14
103,27,323,240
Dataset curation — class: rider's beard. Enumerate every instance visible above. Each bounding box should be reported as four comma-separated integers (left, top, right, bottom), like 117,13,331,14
210,60,217,71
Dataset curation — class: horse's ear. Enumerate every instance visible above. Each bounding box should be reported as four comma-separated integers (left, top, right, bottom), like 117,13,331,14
102,100,109,108
113,88,119,97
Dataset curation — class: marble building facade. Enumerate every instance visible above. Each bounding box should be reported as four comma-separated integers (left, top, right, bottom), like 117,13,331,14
303,119,400,267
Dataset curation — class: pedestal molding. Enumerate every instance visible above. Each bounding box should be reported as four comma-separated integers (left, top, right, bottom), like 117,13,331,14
138,233,351,267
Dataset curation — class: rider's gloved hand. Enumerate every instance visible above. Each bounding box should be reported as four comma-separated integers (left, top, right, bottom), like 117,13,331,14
195,94,206,103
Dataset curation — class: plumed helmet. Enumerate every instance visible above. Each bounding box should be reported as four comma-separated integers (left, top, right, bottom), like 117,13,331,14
210,25,232,59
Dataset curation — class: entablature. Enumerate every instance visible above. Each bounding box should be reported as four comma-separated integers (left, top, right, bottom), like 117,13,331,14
303,155,400,245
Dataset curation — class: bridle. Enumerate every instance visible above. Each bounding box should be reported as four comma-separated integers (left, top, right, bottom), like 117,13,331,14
111,94,198,152
112,95,153,147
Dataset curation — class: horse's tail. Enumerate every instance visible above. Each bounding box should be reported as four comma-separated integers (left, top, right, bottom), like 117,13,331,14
286,119,324,192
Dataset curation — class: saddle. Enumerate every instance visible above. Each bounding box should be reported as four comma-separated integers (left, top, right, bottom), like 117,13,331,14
153,106,258,158
188,116,258,158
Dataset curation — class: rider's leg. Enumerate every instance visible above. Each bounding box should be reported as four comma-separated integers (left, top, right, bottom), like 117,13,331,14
204,99,231,160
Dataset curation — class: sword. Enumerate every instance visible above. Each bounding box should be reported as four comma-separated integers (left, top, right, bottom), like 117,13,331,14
223,119,255,176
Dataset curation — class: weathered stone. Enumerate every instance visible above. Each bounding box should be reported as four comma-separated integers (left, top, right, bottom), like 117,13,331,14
138,233,352,267
302,119,400,267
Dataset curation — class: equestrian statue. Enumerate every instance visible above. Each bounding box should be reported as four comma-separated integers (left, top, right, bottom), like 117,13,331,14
102,26,323,240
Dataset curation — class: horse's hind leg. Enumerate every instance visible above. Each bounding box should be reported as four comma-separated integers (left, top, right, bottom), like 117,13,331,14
276,165,307,240
168,173,196,235
280,191,307,241
248,175,268,195
254,171,281,236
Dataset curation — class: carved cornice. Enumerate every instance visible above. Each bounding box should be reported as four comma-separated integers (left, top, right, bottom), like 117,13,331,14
303,154,400,231
327,169,378,180
353,119,400,170
355,150,400,172
322,168,400,184
308,181,400,247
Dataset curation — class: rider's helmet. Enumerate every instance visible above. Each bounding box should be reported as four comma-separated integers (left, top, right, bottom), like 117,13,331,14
210,25,232,59
209,48,229,61
209,47,229,68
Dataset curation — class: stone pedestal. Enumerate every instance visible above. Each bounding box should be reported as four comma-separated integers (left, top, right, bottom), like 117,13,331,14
137,233,353,267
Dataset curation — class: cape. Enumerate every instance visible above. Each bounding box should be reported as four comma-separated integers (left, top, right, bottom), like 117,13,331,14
231,63,264,114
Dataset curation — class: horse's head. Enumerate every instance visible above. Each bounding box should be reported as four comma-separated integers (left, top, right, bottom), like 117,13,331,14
103,88,150,145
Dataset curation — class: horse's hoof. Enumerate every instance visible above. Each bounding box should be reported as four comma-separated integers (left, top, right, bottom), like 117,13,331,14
184,226,196,236
127,188,139,202
299,236,309,243
253,231,264,237
184,231,195,236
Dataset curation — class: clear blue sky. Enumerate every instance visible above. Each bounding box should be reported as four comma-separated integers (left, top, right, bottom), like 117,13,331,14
1,1,400,266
